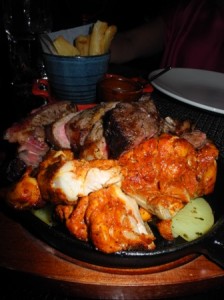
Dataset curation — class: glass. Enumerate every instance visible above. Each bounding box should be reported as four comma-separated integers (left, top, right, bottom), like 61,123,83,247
2,0,53,86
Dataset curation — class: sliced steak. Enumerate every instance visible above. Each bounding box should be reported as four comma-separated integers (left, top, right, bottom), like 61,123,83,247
161,116,193,136
3,101,77,169
4,101,77,144
161,117,208,149
181,130,208,149
79,119,108,160
103,97,161,158
45,112,78,149
65,102,117,156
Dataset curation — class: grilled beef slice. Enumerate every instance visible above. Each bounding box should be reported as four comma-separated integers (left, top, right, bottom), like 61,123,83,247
45,112,78,149
65,102,117,156
3,101,77,170
103,97,162,158
4,101,77,144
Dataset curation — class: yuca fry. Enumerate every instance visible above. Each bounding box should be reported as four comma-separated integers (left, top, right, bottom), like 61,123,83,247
75,35,90,56
53,35,80,56
89,20,108,55
53,20,117,57
103,25,117,53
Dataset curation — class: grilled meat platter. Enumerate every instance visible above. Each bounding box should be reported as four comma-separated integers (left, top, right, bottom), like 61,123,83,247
0,94,221,266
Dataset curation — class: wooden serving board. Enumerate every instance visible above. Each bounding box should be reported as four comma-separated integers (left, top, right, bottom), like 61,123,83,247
0,209,224,299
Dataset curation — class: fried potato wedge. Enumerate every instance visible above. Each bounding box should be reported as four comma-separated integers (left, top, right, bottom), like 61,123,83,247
89,20,109,55
52,20,117,57
53,35,80,56
75,35,90,56
103,25,117,53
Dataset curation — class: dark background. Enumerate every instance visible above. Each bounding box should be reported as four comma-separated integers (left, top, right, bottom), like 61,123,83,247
0,0,170,133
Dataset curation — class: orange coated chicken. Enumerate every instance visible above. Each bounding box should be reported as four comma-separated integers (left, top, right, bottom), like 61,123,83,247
55,184,156,253
55,197,89,242
3,149,74,210
4,167,43,210
86,184,155,253
119,133,218,220
37,149,122,205
2,133,218,253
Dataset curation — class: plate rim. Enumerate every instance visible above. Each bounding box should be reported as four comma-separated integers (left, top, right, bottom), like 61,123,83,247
149,68,224,114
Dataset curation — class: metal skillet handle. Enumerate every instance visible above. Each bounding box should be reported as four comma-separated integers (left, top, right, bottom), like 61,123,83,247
199,224,224,269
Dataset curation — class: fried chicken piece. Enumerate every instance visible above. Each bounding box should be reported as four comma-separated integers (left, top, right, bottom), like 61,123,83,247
119,133,218,220
38,149,75,173
85,184,155,253
55,185,156,253
196,141,219,195
4,167,43,210
37,152,122,205
57,196,90,242
156,219,174,241
2,149,74,210
54,203,74,222
37,149,75,203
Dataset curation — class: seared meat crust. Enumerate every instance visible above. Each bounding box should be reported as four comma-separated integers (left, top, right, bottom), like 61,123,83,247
4,101,77,144
65,102,117,156
3,101,77,168
103,98,161,158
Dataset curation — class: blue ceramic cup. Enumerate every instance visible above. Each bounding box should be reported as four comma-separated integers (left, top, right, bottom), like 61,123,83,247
43,52,110,104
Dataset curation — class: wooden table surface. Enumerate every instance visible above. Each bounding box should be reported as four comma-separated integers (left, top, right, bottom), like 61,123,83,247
0,208,224,299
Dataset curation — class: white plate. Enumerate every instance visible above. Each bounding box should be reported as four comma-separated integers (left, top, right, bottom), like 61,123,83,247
149,68,224,114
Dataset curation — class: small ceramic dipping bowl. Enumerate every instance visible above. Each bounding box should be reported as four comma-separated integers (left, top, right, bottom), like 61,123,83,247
97,74,143,102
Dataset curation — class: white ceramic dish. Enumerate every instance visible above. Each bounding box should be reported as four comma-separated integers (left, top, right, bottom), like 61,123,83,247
149,68,224,114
